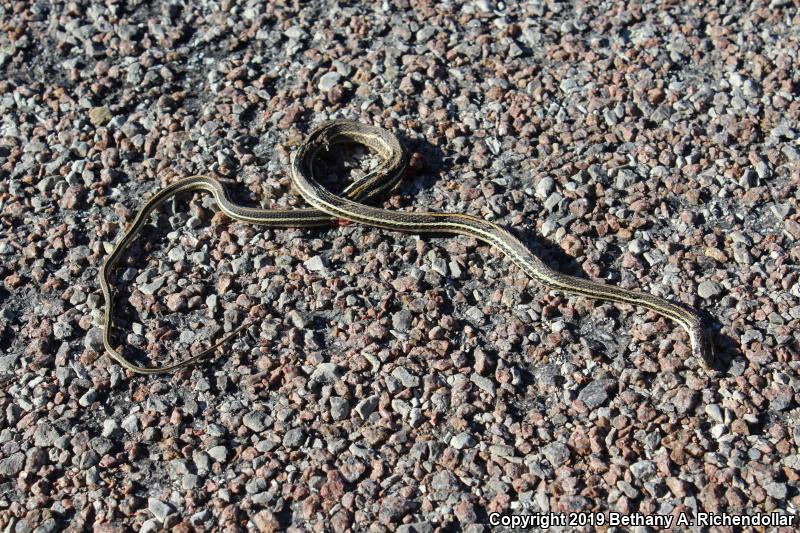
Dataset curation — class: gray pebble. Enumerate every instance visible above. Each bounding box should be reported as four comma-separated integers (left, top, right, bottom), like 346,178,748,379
465,306,485,323
535,176,555,199
304,255,326,271
193,452,210,475
470,373,496,396
392,309,413,332
431,470,457,492
78,388,97,407
577,379,617,409
246,477,268,495
231,256,253,275
431,257,448,276
168,247,185,262
140,276,165,296
630,460,657,479
542,442,571,467
121,414,139,434
287,310,307,328
617,480,639,499
34,422,59,447
207,445,228,462
283,428,305,448
763,481,787,500
543,192,562,212
84,327,105,351
148,498,175,523
311,362,343,384
284,26,307,40
101,419,119,438
243,411,267,432
450,432,476,450
355,395,379,420
391,366,420,388
0,452,24,476
615,169,638,189
697,280,722,299
704,404,724,424
330,397,350,421
318,72,342,91
183,474,199,490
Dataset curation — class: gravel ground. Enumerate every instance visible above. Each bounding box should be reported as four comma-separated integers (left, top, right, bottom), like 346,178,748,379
1,0,799,531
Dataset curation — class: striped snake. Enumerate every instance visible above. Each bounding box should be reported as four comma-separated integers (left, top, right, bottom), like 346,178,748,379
100,119,713,374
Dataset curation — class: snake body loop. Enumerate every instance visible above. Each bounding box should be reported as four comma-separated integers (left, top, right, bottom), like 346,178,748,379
100,119,713,374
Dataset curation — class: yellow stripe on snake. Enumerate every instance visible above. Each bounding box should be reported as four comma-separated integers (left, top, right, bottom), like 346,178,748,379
99,120,713,374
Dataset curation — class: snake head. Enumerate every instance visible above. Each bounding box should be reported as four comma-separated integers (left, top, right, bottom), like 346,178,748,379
691,326,715,370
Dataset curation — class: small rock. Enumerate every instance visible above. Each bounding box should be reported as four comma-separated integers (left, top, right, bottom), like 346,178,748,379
330,397,350,421
304,255,326,271
121,414,139,434
34,423,59,447
101,419,119,438
431,470,457,492
535,176,555,199
243,412,267,433
283,428,305,448
704,404,724,424
741,330,763,344
543,192,562,212
140,277,165,295
540,218,558,237
391,366,420,388
85,327,105,351
141,519,158,533
392,309,413,332
615,169,639,188
470,373,496,396
207,445,228,462
246,477,268,495
168,248,185,262
466,306,485,322
310,362,343,384
183,474,199,490
148,498,175,523
287,310,306,328
630,460,657,480
489,444,516,458
355,395,379,420
0,452,24,476
450,432,476,450
672,387,699,415
79,388,97,407
542,442,570,467
165,294,186,312
284,26,307,40
252,510,281,531
231,256,252,274
697,280,722,299
318,72,342,91
89,106,112,126
578,379,617,409
379,495,413,522
764,481,787,500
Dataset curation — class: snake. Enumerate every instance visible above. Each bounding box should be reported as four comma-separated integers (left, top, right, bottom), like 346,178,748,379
99,119,713,374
